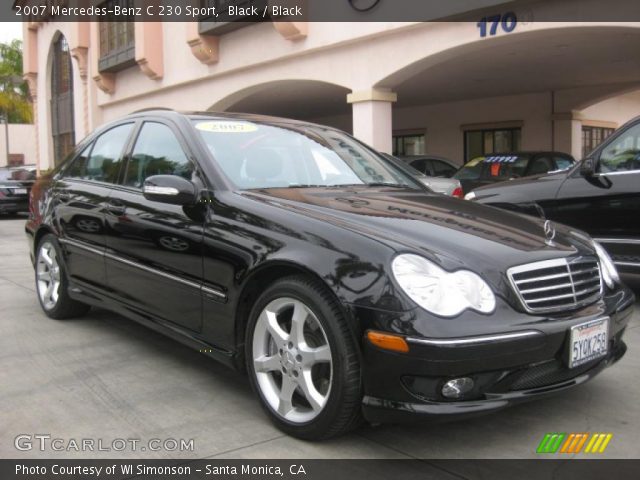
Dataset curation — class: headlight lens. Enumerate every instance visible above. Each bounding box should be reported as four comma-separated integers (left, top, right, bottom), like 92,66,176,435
592,241,620,289
391,254,496,317
464,191,476,201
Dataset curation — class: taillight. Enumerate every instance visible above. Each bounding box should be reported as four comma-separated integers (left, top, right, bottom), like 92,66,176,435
451,186,464,199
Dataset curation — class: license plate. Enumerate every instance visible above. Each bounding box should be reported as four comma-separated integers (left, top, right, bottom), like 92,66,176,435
12,188,27,195
569,318,609,368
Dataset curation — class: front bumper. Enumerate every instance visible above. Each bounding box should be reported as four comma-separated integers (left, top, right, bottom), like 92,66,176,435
358,286,634,424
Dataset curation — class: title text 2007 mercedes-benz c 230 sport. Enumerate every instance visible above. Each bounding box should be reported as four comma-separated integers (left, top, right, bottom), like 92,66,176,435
26,111,634,440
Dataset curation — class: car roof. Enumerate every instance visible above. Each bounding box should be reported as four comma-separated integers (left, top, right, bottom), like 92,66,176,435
125,109,333,130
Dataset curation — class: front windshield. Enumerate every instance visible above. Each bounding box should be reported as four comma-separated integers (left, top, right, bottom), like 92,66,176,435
192,119,421,190
453,155,529,181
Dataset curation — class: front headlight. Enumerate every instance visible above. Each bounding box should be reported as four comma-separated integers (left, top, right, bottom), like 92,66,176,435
592,241,620,289
464,191,476,201
391,254,496,317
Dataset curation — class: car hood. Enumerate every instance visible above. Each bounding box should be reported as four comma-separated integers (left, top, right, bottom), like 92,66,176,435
243,187,590,274
471,171,568,199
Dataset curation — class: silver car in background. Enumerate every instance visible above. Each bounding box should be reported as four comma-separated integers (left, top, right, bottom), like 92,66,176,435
381,154,463,198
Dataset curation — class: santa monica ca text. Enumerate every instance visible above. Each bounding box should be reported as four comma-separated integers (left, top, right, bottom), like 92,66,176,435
16,463,307,476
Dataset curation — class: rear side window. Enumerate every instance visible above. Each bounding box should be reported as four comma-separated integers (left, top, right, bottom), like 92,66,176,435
527,156,554,175
64,124,134,182
65,143,92,178
124,122,193,188
431,159,456,177
409,159,428,175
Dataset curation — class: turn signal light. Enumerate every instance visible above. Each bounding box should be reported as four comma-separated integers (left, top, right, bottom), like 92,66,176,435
451,186,464,199
367,331,409,353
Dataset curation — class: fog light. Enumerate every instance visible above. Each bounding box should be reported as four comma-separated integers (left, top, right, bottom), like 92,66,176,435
442,377,474,399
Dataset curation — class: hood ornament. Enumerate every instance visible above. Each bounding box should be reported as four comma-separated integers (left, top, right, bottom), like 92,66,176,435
544,220,556,247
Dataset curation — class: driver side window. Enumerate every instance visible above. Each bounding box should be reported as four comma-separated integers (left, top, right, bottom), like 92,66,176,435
599,124,640,173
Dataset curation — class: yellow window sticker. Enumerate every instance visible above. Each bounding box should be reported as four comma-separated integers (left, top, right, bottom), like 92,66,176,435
195,121,259,133
466,156,485,167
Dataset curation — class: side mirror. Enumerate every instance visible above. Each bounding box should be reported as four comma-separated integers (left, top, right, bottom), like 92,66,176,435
142,175,197,205
580,158,596,177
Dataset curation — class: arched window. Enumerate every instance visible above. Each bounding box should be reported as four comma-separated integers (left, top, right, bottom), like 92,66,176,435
51,34,75,166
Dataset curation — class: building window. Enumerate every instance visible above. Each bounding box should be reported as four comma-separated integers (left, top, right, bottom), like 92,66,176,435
99,1,136,73
393,134,425,156
464,128,521,162
199,0,269,35
51,34,75,166
582,126,615,158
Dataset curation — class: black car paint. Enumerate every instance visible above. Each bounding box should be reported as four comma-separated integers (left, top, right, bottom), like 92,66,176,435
26,111,634,423
0,168,36,214
470,116,640,278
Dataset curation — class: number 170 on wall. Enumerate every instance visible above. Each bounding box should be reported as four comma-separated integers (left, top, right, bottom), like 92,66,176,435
477,12,518,38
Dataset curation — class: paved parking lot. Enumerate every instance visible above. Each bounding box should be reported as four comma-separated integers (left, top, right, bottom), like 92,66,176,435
1,216,639,461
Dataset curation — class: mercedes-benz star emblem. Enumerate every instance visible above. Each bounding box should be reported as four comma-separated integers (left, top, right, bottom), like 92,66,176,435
544,220,556,246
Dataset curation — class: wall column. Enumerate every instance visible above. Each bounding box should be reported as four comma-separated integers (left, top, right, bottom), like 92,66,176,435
347,89,397,154
553,111,584,160
22,22,40,172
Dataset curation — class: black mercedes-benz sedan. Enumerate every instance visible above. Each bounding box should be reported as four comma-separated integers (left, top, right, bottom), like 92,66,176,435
467,116,640,279
0,167,34,215
26,111,634,440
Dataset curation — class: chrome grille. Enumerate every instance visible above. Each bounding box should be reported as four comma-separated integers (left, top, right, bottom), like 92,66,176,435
508,257,602,313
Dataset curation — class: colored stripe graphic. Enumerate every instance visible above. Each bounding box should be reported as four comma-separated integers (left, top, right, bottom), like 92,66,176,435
585,433,613,453
560,433,588,453
539,433,613,454
537,433,566,453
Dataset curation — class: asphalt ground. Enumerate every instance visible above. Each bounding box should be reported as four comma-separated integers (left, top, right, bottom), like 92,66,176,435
1,215,639,462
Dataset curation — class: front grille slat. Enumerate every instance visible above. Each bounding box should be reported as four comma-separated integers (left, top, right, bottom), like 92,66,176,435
508,256,603,313
514,271,570,284
519,282,574,294
526,292,577,303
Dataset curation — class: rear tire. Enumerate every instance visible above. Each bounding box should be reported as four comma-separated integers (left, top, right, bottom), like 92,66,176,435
245,275,362,440
35,234,90,319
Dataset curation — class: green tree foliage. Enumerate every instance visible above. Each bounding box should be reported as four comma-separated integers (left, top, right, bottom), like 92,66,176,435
0,39,33,124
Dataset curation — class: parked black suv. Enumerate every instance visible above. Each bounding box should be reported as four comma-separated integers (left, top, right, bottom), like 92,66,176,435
468,116,640,278
26,111,633,439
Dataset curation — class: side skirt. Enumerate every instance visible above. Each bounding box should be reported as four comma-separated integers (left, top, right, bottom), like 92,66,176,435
68,280,240,370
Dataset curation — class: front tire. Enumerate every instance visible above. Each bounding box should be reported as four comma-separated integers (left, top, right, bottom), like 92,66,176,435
246,275,362,440
35,234,90,319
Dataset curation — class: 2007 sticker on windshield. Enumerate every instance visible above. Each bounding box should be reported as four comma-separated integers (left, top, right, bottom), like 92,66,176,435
196,121,259,133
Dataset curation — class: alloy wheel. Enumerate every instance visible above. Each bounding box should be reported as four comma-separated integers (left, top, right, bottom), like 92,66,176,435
36,241,61,310
252,297,333,423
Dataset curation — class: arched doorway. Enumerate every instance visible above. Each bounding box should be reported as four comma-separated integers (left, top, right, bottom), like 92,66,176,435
208,80,352,132
50,34,75,166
